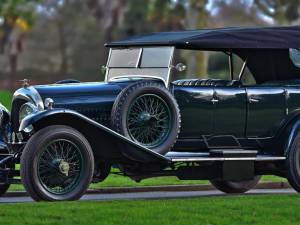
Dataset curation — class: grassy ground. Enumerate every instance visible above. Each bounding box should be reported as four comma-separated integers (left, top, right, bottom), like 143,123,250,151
0,195,299,225
0,90,12,110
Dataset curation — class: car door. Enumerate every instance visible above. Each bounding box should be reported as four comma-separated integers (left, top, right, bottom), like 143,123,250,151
246,86,286,138
174,86,214,138
213,87,247,137
205,86,247,148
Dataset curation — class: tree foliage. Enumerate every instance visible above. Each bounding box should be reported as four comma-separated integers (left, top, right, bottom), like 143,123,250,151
0,0,40,52
254,0,300,24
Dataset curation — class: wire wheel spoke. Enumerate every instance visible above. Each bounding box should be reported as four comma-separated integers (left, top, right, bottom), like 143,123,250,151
37,139,83,195
127,94,171,148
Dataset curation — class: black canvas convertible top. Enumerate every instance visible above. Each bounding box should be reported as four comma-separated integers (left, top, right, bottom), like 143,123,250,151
106,26,300,84
106,26,300,50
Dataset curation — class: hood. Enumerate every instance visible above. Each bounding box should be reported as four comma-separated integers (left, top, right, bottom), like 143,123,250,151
33,81,123,105
12,81,134,128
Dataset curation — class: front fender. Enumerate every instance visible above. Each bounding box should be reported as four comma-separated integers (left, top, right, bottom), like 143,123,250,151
19,109,170,163
0,103,11,144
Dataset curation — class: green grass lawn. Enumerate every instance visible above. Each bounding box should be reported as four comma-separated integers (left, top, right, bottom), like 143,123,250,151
0,195,299,225
0,90,12,110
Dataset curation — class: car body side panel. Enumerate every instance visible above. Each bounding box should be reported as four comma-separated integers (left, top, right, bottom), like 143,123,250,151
173,86,214,138
246,86,286,138
286,87,300,114
213,87,246,137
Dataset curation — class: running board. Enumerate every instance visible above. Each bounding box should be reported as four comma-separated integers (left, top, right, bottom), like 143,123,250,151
165,151,286,162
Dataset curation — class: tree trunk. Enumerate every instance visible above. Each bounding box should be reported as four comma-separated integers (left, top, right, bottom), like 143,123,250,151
9,54,17,91
57,20,68,76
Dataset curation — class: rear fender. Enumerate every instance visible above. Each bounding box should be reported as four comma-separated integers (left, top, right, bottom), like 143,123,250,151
280,114,300,157
19,109,170,163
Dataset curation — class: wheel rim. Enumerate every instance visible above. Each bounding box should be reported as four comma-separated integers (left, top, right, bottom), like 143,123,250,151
126,94,172,148
37,139,83,195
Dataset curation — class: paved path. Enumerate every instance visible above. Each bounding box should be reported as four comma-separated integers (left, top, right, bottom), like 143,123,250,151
0,188,296,203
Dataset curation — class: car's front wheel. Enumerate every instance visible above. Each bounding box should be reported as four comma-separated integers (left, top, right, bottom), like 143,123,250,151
210,176,261,194
20,125,94,201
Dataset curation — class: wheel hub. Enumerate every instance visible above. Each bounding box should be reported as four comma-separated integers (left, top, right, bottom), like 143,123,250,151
58,160,70,176
38,139,83,195
139,112,151,123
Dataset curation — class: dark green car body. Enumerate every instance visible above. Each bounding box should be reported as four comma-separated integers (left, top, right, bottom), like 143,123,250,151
10,77,300,159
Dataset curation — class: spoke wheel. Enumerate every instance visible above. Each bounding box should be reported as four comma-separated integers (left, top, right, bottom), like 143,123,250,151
111,80,181,154
37,139,83,195
21,125,94,201
127,94,171,148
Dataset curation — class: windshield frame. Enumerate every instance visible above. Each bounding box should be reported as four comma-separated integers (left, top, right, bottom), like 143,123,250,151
105,47,175,86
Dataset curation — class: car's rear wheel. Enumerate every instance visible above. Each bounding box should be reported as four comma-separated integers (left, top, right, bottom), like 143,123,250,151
286,133,300,192
20,125,94,201
111,80,181,154
210,176,261,193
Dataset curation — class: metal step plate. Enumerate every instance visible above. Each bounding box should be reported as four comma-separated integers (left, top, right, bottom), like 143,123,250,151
166,151,286,162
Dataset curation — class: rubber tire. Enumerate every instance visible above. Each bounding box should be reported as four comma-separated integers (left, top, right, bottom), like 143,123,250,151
111,80,181,155
286,133,300,192
93,162,111,183
20,125,94,201
0,184,10,197
210,176,261,194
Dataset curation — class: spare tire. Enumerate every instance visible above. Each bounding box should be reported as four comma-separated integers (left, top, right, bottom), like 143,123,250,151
111,80,181,155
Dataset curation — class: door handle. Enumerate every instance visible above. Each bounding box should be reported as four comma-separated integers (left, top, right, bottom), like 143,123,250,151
248,97,259,103
211,99,219,104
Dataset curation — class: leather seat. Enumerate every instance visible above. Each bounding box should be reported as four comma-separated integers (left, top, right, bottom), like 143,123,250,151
172,79,241,87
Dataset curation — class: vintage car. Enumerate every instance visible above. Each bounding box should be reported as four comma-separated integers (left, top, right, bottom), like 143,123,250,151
0,26,300,201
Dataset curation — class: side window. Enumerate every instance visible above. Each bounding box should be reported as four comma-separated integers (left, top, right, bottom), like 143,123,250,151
232,54,256,85
173,49,256,84
241,69,256,85
207,52,230,80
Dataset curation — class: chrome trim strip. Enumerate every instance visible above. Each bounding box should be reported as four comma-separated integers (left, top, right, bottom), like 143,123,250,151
170,156,286,162
104,48,112,83
166,47,175,87
136,48,143,68
13,86,44,110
